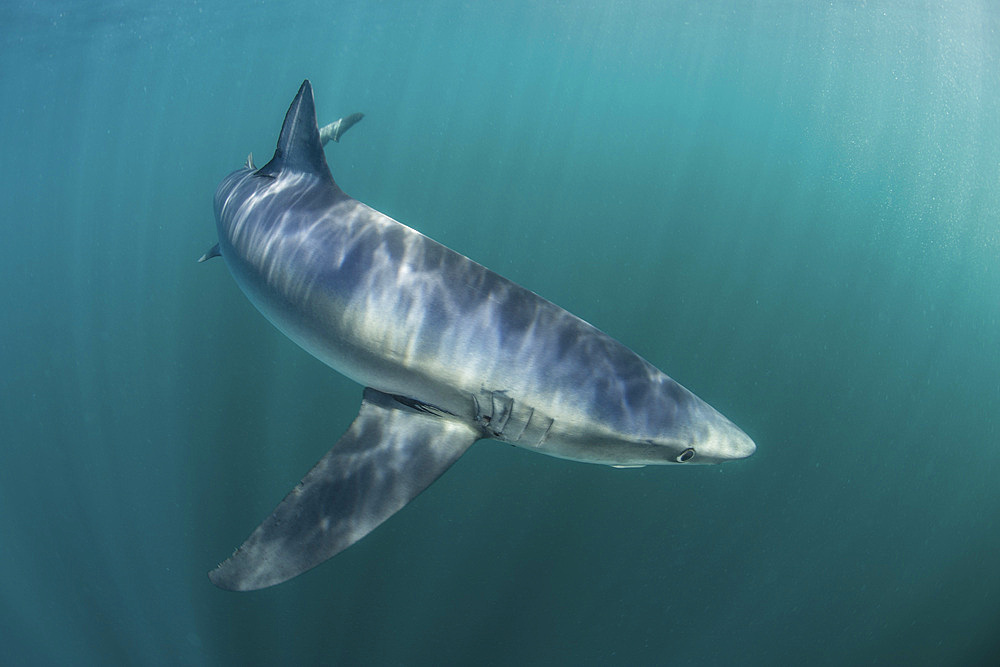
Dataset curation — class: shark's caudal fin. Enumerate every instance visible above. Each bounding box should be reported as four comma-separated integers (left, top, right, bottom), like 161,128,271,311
256,80,336,183
209,388,481,591
319,112,364,145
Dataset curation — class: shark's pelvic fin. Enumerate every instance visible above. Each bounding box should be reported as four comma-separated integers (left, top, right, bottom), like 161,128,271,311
198,243,221,263
319,112,364,146
208,388,482,591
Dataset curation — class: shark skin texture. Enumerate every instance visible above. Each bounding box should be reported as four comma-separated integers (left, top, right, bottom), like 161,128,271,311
203,80,755,591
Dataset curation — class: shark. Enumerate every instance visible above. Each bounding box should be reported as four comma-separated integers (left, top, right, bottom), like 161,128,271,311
202,80,755,591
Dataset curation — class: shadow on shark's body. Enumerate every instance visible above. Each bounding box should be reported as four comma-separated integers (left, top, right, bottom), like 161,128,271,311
203,80,755,591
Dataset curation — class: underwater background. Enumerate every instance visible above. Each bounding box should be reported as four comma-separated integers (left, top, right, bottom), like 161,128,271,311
2,1,998,664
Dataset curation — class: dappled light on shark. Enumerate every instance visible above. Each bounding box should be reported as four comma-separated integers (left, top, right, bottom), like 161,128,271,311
202,80,754,591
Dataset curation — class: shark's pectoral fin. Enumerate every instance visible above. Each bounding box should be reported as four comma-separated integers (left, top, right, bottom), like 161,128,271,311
209,388,481,591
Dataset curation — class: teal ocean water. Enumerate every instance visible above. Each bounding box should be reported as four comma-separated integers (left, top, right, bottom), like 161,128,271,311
2,1,998,664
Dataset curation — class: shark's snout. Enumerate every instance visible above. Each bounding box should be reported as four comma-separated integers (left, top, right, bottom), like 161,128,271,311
692,413,756,464
728,426,757,460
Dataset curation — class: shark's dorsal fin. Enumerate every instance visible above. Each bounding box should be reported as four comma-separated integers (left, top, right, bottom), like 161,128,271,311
256,80,335,183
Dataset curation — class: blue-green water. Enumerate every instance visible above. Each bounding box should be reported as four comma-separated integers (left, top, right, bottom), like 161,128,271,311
2,1,998,664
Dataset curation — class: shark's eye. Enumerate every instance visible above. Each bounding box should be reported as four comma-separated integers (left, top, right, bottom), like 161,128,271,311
675,448,695,463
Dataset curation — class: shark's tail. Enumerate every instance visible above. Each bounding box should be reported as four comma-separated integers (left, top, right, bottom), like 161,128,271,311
319,112,364,146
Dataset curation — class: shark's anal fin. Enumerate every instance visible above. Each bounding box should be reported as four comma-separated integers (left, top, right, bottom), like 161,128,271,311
208,388,482,591
198,243,221,263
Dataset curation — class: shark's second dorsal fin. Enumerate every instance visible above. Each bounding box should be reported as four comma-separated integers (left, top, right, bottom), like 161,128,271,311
256,80,335,183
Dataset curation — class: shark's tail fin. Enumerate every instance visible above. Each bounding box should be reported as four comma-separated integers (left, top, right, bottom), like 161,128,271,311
319,112,364,146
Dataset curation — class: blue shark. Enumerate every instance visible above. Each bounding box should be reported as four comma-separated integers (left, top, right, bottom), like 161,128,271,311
203,80,755,591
